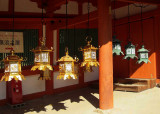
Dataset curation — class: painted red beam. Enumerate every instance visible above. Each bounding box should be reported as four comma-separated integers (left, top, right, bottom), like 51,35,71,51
117,0,160,5
0,11,77,18
51,11,98,29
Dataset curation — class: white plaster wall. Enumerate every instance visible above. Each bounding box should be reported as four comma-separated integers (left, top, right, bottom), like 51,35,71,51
82,2,97,14
22,75,45,95
0,0,8,11
0,81,6,100
84,67,99,82
54,1,78,14
54,72,79,89
15,0,43,13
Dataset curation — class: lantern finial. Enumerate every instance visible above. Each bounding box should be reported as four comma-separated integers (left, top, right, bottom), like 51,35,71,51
11,50,15,55
65,47,69,55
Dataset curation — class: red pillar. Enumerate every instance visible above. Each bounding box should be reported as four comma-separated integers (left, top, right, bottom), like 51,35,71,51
98,0,113,110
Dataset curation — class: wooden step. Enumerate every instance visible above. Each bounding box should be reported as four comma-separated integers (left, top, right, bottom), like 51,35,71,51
114,78,156,89
114,83,148,92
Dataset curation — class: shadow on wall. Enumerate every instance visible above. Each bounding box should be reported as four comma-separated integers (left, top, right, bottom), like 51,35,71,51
0,88,99,113
113,18,158,80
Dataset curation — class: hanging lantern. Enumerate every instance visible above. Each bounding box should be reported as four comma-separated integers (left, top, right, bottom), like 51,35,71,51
80,37,99,72
124,42,138,60
1,50,25,81
57,48,78,80
112,35,124,56
31,41,53,72
137,45,151,64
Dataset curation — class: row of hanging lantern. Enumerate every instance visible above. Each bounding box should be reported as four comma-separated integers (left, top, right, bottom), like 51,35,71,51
0,0,99,82
56,0,99,80
2,1,151,82
112,1,151,64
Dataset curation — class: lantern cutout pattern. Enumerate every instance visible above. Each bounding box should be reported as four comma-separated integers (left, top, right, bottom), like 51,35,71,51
80,37,99,72
57,48,79,80
124,42,138,60
137,45,151,64
1,50,25,81
112,35,124,56
31,41,53,72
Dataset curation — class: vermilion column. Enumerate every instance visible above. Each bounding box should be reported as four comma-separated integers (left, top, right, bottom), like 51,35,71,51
98,0,113,110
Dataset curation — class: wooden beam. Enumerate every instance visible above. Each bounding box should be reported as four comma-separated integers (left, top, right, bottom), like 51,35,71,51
0,11,77,18
117,0,160,5
51,11,98,29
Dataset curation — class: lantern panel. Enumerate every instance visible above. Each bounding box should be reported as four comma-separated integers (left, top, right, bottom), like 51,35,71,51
41,52,49,62
91,51,96,59
132,48,135,54
5,64,10,73
84,51,91,59
35,53,40,62
140,53,146,59
10,62,19,72
145,53,148,58
65,62,72,72
126,48,131,54
59,63,65,72
116,44,121,50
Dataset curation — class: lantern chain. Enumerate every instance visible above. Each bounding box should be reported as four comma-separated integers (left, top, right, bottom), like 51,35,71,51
133,3,149,44
66,0,69,49
12,0,15,46
74,25,76,57
113,0,116,35
87,0,90,37
41,0,45,45
141,5,144,43
128,3,131,41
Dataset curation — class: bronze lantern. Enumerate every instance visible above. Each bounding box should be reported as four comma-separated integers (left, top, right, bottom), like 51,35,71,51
31,41,53,72
80,37,99,72
1,50,25,81
57,48,78,80
137,45,151,64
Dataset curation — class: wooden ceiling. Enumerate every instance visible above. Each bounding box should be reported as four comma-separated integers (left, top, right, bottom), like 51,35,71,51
30,0,160,14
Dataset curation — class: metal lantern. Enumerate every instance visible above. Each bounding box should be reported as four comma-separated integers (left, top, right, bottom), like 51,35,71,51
57,48,78,80
124,42,138,60
137,45,151,64
1,50,25,81
31,41,53,72
112,35,124,56
80,37,99,72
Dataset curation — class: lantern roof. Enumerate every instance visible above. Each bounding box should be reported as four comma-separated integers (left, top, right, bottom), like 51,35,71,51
113,35,121,43
3,50,23,62
32,40,53,52
125,42,135,49
82,40,98,50
137,45,149,52
58,50,76,62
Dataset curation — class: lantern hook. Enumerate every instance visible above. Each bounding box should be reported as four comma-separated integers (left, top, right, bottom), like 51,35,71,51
65,47,69,55
85,36,92,45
